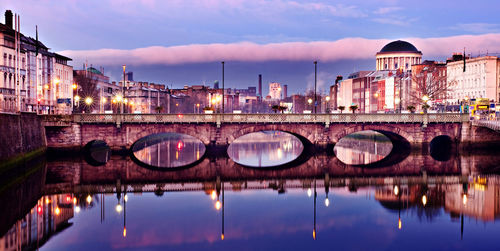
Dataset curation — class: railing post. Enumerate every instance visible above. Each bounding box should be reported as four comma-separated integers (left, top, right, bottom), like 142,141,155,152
116,114,121,128
216,113,221,128
325,114,330,128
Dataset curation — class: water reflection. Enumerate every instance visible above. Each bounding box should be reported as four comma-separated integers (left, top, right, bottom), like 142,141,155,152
4,173,500,251
84,140,111,165
334,130,392,165
131,133,206,168
227,131,304,167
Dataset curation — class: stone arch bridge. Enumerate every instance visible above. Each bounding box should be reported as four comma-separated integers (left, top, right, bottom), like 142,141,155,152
43,113,500,152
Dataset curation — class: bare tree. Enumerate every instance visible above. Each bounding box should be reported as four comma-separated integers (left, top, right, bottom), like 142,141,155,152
409,63,453,109
73,71,99,113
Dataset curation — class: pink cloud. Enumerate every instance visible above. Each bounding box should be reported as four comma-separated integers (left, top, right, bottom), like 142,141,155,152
59,34,500,66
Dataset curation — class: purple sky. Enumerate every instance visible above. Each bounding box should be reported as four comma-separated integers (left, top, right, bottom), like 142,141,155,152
4,0,500,94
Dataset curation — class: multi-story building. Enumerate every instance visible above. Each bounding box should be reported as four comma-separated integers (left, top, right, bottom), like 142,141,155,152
0,10,73,114
446,55,500,104
269,82,282,100
53,54,73,114
74,67,118,113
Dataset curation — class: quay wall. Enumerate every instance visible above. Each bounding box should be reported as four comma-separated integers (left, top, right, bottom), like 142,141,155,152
0,113,46,164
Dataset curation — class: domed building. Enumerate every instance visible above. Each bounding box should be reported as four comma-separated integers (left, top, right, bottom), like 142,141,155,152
376,40,422,71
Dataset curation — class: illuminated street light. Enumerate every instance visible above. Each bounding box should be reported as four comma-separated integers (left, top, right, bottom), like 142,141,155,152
74,95,80,102
116,95,123,102
54,78,60,85
325,96,330,101
308,98,313,104
116,203,123,213
85,97,93,105
422,95,429,102
72,83,77,90
101,97,107,104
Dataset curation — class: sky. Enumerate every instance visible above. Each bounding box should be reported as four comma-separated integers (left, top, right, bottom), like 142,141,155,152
4,0,500,94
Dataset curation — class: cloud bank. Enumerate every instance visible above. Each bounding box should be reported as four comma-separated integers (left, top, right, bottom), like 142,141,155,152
59,34,500,66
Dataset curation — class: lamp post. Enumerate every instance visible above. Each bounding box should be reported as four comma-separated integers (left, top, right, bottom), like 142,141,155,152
325,96,330,114
314,61,317,113
221,61,225,114
121,65,126,114
308,98,313,112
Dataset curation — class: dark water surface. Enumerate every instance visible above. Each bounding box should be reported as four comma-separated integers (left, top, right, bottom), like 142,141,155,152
2,131,500,250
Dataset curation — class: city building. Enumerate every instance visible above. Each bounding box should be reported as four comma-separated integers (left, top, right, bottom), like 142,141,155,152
74,66,118,113
0,10,73,114
268,82,282,100
446,55,500,104
411,60,447,110
376,40,422,71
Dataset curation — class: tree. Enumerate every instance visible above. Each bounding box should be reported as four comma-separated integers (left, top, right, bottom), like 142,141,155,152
278,105,287,113
155,106,164,113
407,105,416,113
271,104,280,113
338,106,345,113
349,104,358,114
410,63,453,109
73,71,99,113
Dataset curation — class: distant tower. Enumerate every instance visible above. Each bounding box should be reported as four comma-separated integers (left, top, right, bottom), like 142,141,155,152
269,82,282,100
283,85,288,99
258,74,262,97
214,80,219,89
126,72,134,81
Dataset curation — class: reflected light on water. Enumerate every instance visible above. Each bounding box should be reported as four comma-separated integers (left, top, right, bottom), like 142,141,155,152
227,131,304,167
215,200,221,210
86,195,92,204
307,188,312,197
422,195,427,206
211,190,217,200
334,130,392,165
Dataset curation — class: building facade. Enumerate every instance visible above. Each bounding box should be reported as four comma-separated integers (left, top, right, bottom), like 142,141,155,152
446,55,500,104
376,40,422,71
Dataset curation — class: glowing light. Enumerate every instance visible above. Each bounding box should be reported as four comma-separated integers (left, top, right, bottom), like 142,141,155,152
422,195,427,206
177,141,184,150
177,113,183,118
85,97,93,105
215,200,221,210
123,227,127,237
74,95,80,102
116,95,123,102
54,78,60,84
374,93,379,98
55,207,61,216
72,83,77,90
398,218,402,229
86,195,92,204
112,99,117,104
393,185,399,196
211,98,216,105
66,195,71,202
308,98,313,104
221,234,224,240
73,198,77,204
116,204,123,213
211,190,217,200
123,98,128,104
276,148,283,159
101,97,107,104
463,194,467,205
44,84,49,89
124,194,128,202
130,101,134,105
37,205,42,215
325,96,330,101
45,198,50,204
196,103,200,107
75,206,81,213
313,230,316,240
422,95,429,102
307,188,312,197
325,198,330,207
395,97,401,104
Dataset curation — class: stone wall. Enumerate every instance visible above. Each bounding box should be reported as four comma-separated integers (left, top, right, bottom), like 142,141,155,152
0,113,46,162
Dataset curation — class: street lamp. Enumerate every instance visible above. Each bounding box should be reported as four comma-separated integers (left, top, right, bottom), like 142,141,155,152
85,97,93,105
325,96,331,113
314,61,317,113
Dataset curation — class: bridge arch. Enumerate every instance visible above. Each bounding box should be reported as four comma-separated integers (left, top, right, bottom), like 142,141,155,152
223,124,322,146
127,124,211,147
332,124,414,144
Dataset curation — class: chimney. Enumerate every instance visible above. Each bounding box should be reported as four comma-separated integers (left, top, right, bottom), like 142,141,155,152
258,74,262,98
5,10,13,29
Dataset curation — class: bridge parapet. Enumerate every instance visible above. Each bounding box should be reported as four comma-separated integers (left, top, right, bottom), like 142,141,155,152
472,120,500,131
57,113,469,127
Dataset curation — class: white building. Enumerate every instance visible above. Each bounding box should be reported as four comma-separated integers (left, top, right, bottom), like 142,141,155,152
268,82,282,100
376,40,422,71
54,54,73,114
446,56,500,104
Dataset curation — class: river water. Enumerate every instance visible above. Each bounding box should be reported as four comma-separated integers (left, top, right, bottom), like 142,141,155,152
1,131,500,250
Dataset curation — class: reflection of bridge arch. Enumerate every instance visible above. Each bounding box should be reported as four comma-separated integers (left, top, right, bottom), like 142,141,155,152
332,124,413,144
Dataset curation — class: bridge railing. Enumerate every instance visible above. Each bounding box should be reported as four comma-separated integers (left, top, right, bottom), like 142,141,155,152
60,113,469,126
472,120,500,131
